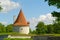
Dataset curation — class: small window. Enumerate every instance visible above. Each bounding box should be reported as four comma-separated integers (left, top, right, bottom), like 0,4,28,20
21,28,23,30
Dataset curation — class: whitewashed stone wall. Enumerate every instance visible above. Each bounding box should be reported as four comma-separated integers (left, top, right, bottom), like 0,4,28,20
19,26,29,34
8,35,31,38
13,26,19,32
13,26,29,34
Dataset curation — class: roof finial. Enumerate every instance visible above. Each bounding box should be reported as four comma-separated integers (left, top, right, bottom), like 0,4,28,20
20,7,22,11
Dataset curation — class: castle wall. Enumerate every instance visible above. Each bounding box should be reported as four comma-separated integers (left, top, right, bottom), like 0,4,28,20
13,26,19,32
13,26,29,34
19,26,29,34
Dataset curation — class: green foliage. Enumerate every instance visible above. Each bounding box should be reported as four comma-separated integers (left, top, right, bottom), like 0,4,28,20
44,0,60,34
51,11,60,17
36,22,47,34
0,23,6,33
6,24,13,32
46,24,54,34
0,23,13,33
0,6,2,11
51,11,60,34
53,23,60,33
35,19,60,34
51,11,60,22
29,28,36,34
0,2,3,11
29,28,32,34
45,0,60,8
31,30,36,34
4,38,32,40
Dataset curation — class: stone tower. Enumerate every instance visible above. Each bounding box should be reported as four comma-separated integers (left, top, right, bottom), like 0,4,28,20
13,9,29,34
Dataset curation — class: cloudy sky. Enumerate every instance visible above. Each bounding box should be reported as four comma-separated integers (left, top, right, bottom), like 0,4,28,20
0,0,60,30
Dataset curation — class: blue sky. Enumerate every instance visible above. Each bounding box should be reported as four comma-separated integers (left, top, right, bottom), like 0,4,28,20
0,0,60,29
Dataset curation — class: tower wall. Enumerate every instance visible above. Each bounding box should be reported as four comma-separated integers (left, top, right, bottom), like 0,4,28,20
13,26,19,32
13,26,29,34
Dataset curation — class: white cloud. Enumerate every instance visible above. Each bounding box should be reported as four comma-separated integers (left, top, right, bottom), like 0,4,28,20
0,0,20,12
38,13,55,24
29,13,56,30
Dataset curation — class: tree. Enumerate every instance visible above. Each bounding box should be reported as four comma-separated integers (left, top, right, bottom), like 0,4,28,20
0,23,6,33
51,11,60,23
29,28,33,34
32,30,36,34
6,24,13,33
36,22,47,34
51,11,60,34
45,0,60,8
0,2,2,11
0,6,2,11
45,0,60,34
46,24,54,34
45,0,60,22
53,22,60,33
30,30,36,34
29,28,36,34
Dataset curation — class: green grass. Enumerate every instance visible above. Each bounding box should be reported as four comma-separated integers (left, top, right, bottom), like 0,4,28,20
1,33,60,37
4,38,33,40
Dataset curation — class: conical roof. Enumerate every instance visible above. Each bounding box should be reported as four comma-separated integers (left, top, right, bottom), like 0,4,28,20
14,9,29,26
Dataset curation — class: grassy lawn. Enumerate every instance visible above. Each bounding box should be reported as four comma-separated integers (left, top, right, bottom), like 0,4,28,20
4,38,33,40
0,33,60,37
